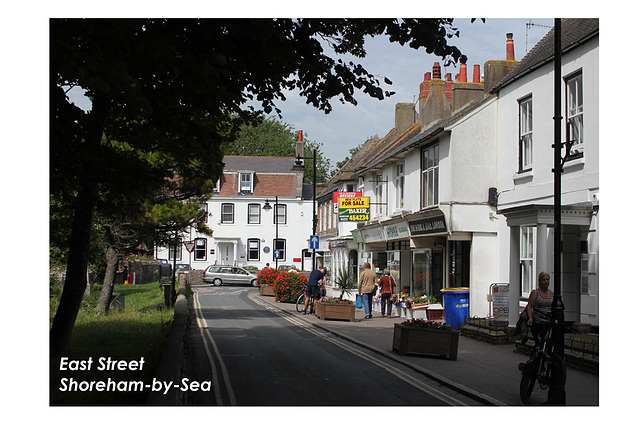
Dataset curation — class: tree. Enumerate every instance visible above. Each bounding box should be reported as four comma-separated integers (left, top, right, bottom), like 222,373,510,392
51,18,466,357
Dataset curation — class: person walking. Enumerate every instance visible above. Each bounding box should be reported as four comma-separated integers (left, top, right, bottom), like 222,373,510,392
526,271,553,346
358,263,378,319
303,266,325,315
378,269,396,318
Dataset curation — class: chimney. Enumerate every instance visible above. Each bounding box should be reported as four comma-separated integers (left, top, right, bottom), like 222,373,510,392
484,33,520,93
418,63,453,128
295,130,304,159
294,130,304,198
506,32,515,60
394,103,416,138
473,64,481,83
452,63,484,111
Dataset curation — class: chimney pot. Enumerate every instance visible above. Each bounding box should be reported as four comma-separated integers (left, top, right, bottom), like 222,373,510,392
425,72,431,81
433,62,441,79
459,63,467,82
445,73,452,81
473,64,481,83
506,33,515,60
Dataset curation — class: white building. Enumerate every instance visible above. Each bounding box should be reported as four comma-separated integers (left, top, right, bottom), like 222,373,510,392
155,156,315,271
492,19,599,326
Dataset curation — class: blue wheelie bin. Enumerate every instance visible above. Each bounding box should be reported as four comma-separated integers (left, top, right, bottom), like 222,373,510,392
441,287,470,330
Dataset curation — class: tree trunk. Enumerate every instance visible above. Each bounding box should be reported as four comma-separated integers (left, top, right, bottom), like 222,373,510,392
50,96,110,358
49,178,99,357
95,227,119,316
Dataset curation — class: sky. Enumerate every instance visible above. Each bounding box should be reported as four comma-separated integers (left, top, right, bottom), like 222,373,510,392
64,17,555,169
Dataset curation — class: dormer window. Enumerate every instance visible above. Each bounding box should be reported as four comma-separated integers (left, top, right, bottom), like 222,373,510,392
239,172,254,194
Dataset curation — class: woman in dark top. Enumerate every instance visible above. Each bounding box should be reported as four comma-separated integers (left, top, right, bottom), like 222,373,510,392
526,271,553,346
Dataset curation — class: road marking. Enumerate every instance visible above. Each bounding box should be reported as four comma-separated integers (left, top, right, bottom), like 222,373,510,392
194,290,237,405
249,294,467,406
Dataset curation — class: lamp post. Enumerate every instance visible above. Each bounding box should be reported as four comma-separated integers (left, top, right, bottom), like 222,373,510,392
292,147,317,270
263,196,279,270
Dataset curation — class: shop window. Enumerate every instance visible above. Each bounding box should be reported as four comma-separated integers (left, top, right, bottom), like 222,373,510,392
194,238,207,261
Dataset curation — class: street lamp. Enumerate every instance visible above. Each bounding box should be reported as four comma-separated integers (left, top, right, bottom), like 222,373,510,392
263,196,280,270
292,147,317,270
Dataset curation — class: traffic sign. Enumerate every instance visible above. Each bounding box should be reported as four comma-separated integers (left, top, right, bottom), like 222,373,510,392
274,249,282,259
309,235,319,250
184,242,195,253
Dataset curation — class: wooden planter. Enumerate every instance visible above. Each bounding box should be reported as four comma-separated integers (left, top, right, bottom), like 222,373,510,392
260,284,275,296
392,323,460,360
316,302,355,322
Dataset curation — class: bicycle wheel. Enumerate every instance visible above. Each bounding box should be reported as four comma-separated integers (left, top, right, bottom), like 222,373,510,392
520,352,566,405
296,293,305,313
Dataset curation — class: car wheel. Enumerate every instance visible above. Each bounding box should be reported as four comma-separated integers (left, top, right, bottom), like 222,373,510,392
213,278,222,286
251,279,258,287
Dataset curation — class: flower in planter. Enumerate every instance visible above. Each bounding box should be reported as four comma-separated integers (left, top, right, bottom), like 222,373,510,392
320,297,354,305
273,270,307,302
400,318,452,331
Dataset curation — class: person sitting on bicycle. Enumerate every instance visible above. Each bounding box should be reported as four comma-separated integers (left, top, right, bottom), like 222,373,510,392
526,271,553,347
303,266,325,314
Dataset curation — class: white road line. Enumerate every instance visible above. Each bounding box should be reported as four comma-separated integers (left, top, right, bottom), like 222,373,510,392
248,293,467,406
193,290,237,405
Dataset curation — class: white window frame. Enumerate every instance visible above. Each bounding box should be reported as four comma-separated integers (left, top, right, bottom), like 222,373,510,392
247,238,260,261
247,203,261,224
395,162,405,209
274,203,287,225
239,172,254,194
565,71,584,157
221,203,234,224
194,238,207,261
421,144,439,208
519,95,533,172
520,226,535,296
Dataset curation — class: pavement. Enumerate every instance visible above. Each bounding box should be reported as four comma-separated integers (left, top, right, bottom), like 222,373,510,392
255,294,599,406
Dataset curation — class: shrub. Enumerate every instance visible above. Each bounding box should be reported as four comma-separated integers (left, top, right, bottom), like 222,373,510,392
257,267,279,286
273,270,307,302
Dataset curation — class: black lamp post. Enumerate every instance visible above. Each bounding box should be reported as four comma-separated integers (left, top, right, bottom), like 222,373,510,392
263,196,279,270
550,17,566,405
292,148,317,270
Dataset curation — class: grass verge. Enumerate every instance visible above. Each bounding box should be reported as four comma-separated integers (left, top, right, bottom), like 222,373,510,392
50,283,175,406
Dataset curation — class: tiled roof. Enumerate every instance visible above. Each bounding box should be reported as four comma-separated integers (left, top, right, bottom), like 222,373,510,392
222,156,297,173
491,18,599,93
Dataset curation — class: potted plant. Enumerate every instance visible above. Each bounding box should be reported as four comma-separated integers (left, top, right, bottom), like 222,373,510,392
273,270,307,303
334,267,356,300
316,297,355,322
257,268,279,296
392,318,460,360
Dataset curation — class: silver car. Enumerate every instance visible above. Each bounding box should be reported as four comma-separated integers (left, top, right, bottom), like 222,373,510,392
203,265,258,286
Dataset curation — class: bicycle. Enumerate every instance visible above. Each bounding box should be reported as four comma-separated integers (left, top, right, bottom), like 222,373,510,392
295,290,315,314
518,312,567,405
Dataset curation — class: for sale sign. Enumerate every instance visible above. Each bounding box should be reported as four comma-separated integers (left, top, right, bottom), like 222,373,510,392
333,191,362,213
338,196,370,222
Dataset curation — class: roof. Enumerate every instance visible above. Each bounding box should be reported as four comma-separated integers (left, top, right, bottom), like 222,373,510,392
222,156,297,173
491,18,599,94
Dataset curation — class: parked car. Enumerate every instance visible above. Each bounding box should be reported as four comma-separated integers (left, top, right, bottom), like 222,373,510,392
203,265,258,286
175,264,191,274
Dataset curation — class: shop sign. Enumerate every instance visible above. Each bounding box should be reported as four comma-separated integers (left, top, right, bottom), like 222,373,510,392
490,284,509,319
338,196,370,222
408,215,447,236
351,229,363,244
333,191,362,213
361,226,385,243
384,222,410,240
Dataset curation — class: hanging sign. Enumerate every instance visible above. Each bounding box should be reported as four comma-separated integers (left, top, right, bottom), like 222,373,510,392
333,191,362,213
338,196,370,222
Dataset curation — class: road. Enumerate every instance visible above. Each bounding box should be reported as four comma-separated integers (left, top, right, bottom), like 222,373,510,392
186,284,481,406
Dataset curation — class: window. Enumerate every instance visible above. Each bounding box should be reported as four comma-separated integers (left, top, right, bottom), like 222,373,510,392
247,239,260,261
202,204,209,223
374,174,386,215
519,96,533,171
395,162,405,209
194,238,207,261
520,226,535,295
169,245,182,261
449,241,470,287
421,144,439,208
274,203,286,225
247,203,261,224
565,71,583,157
221,203,234,223
239,172,253,194
273,239,286,261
